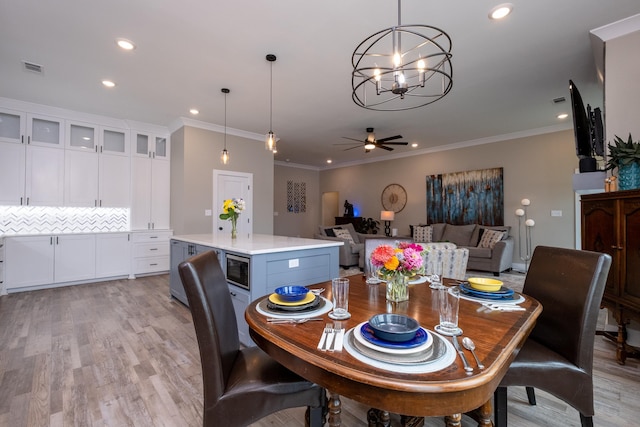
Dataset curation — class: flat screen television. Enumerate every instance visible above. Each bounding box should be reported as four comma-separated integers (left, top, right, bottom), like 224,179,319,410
569,80,604,172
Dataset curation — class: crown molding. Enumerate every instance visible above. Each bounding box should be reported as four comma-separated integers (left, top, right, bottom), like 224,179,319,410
169,117,265,142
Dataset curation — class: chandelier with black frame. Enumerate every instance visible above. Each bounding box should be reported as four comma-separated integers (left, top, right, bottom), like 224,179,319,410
351,0,453,111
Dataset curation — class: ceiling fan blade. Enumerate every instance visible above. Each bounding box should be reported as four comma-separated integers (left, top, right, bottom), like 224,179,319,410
343,145,363,151
333,142,362,146
375,144,394,151
376,135,403,143
380,141,409,146
342,137,365,143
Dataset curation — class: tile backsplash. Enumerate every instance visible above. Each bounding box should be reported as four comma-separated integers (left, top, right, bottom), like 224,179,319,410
0,206,130,235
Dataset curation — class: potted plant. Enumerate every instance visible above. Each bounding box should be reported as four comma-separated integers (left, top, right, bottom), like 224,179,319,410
605,134,640,190
357,217,380,234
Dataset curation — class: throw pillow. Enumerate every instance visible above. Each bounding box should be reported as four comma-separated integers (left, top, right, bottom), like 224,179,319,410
478,229,505,249
413,225,433,243
334,228,355,244
324,227,341,237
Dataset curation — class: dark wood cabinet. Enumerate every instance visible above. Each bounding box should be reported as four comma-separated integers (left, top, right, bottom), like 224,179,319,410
581,189,640,364
335,216,363,230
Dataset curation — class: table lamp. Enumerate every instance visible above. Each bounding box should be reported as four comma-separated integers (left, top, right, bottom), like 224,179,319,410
380,210,395,237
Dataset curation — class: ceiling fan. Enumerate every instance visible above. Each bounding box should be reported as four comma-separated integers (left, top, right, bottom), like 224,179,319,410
337,127,409,152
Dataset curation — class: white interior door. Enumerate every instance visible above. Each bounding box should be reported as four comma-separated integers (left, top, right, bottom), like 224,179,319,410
213,170,253,238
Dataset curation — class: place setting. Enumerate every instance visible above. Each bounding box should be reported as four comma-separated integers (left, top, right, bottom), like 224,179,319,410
256,285,333,320
342,313,456,374
455,277,525,309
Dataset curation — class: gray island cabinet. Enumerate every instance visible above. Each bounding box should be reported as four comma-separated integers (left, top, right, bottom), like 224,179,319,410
169,233,342,345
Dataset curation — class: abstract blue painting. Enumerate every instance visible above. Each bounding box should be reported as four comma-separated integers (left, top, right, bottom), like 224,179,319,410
426,167,504,225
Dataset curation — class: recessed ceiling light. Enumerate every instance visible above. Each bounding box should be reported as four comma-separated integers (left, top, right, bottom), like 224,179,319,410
411,143,418,148
189,109,199,115
489,3,513,20
557,113,569,119
326,159,332,164
102,80,116,88
116,38,136,50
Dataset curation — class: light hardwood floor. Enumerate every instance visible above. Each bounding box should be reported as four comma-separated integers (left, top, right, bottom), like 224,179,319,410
0,274,638,427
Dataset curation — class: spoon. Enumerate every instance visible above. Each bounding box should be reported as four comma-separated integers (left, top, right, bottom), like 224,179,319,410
462,337,485,370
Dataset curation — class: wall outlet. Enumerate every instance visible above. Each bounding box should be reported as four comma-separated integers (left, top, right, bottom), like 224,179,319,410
205,209,212,216
551,210,562,217
289,259,299,268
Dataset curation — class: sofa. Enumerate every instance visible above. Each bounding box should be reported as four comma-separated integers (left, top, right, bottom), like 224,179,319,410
315,223,369,268
411,223,514,276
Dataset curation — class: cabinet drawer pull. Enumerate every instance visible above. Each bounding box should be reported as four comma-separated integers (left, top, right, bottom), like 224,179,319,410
150,263,158,266
149,248,158,251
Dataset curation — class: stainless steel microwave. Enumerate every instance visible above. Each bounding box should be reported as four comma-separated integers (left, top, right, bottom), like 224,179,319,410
226,253,250,290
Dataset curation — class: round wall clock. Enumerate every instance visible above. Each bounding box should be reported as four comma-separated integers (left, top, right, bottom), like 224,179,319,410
381,184,407,213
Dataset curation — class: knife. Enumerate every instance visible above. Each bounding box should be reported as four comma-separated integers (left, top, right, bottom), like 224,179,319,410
452,335,474,372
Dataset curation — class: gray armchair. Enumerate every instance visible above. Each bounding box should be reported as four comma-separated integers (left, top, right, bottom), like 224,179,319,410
315,223,368,268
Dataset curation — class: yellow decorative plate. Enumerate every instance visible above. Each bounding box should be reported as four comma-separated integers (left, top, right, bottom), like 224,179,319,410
268,291,314,306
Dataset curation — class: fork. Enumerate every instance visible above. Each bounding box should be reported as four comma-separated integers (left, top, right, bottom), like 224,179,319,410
320,323,334,351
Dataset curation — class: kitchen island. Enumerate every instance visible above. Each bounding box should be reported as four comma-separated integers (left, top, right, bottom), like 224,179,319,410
170,233,342,345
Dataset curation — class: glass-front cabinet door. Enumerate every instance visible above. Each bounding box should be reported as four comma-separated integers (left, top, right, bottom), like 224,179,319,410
132,131,169,160
0,108,25,144
27,114,64,148
134,132,150,157
101,127,129,156
154,136,169,160
66,121,97,152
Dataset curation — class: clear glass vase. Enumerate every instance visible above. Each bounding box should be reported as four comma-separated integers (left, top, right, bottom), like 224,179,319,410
231,216,238,239
385,274,409,302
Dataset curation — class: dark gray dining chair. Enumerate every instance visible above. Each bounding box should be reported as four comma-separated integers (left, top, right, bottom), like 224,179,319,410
178,250,326,427
494,246,611,427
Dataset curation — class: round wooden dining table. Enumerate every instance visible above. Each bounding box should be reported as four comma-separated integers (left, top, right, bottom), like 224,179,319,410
246,275,541,426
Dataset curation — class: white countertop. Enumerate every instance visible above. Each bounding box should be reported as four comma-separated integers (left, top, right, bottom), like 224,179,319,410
171,233,343,255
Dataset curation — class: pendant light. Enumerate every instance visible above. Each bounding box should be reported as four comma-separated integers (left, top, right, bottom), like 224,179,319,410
220,88,230,165
265,54,277,152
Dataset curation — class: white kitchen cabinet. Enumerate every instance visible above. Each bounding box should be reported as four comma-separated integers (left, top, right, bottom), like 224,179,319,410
131,230,172,276
5,234,97,291
54,234,96,283
0,141,26,205
25,145,65,206
131,131,170,230
64,122,130,207
0,109,65,206
96,233,131,278
5,235,55,289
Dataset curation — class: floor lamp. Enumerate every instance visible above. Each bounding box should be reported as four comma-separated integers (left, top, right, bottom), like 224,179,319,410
515,198,535,272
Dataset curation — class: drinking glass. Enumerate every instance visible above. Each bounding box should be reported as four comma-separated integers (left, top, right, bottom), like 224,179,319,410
329,278,351,320
366,259,382,284
435,287,462,336
429,260,444,289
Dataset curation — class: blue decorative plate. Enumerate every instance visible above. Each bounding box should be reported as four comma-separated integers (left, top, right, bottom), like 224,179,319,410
360,323,429,349
459,282,514,300
274,285,310,302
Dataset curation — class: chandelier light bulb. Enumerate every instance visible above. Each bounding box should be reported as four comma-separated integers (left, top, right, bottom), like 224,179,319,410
515,208,525,217
393,52,402,68
221,148,229,165
417,58,425,70
521,198,531,206
525,219,535,227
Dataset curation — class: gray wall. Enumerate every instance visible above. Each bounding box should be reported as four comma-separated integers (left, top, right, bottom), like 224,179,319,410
170,125,274,235
273,165,320,238
276,129,578,267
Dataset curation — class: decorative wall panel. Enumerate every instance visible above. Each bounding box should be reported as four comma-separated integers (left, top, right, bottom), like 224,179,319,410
426,167,504,225
287,180,307,213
